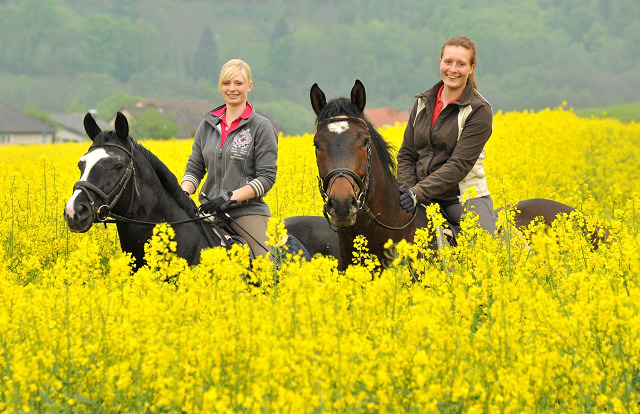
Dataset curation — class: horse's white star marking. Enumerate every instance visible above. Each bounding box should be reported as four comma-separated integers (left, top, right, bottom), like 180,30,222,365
327,121,349,134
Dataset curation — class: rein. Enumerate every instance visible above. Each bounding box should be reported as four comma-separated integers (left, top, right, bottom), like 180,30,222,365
73,140,222,249
317,115,416,231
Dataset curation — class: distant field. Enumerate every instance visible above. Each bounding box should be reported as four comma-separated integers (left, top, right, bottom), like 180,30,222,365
575,101,640,122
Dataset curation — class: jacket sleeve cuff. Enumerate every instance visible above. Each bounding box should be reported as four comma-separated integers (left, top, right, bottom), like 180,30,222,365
248,178,267,197
181,174,200,189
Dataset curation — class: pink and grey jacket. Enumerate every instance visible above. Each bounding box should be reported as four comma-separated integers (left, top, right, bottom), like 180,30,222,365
182,104,278,218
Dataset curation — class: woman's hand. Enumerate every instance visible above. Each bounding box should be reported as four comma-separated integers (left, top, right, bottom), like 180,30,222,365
399,188,417,213
200,192,235,214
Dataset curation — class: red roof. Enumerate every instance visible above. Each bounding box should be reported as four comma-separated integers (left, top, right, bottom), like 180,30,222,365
364,107,409,128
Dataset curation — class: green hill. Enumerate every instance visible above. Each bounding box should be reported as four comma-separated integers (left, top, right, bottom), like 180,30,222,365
575,101,640,123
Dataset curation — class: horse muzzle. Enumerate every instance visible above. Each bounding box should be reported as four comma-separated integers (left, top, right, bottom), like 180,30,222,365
63,193,96,233
324,193,359,227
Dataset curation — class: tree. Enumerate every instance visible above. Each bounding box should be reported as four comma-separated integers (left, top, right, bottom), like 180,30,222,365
0,0,63,73
190,26,219,81
129,108,181,140
96,91,141,120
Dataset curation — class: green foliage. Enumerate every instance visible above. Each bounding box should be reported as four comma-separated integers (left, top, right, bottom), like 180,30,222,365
258,101,315,136
96,91,141,121
23,102,55,127
190,26,219,81
575,101,640,123
129,108,181,140
1,0,639,133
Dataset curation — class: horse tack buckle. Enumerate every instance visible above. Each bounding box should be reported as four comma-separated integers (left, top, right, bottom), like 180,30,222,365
96,205,110,222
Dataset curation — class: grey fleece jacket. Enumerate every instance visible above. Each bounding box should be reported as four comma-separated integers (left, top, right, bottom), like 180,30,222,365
181,104,278,219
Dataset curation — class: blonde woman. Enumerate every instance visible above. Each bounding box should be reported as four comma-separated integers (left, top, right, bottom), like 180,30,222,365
181,59,278,257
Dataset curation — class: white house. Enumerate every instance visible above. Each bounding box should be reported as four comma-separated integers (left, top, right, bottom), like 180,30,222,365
0,101,55,144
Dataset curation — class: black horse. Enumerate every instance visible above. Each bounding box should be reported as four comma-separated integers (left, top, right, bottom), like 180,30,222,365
64,112,339,269
310,80,596,270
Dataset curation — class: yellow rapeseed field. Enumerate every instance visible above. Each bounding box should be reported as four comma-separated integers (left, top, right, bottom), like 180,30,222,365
0,106,639,412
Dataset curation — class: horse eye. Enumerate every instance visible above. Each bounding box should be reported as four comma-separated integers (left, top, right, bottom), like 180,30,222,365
362,138,370,147
114,163,125,171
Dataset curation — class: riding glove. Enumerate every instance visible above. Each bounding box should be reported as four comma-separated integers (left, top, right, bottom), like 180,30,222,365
399,188,417,213
200,191,235,214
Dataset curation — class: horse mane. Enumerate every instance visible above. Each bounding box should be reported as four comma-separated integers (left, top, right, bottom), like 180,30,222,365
315,97,397,180
91,130,195,216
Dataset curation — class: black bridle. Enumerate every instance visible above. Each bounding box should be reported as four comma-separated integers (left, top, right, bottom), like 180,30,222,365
73,141,207,226
73,142,138,222
316,115,416,231
71,141,236,250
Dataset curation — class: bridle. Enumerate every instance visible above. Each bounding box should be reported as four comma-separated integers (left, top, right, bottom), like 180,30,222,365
73,141,208,226
73,142,138,222
317,115,372,211
71,141,226,249
316,115,416,231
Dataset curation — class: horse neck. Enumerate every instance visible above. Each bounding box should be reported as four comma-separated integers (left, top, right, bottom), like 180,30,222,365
335,147,415,269
116,155,215,267
361,146,413,231
129,155,188,221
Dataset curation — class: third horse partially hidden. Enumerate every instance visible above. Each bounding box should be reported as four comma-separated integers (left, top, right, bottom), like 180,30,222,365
310,79,587,270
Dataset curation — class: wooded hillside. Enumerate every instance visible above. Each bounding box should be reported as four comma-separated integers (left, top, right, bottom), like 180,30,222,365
1,0,638,134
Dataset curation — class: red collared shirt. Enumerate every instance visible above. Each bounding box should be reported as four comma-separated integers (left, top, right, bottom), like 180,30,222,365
431,85,461,127
212,102,253,146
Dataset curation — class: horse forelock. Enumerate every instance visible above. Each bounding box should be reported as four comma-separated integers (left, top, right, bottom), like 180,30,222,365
88,128,133,150
316,97,397,180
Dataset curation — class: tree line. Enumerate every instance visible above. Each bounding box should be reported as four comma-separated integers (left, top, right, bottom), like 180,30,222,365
1,0,638,135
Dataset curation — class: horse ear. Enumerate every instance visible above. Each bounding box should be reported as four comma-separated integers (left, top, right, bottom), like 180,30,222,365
114,112,129,140
310,83,326,115
351,79,366,113
83,112,101,141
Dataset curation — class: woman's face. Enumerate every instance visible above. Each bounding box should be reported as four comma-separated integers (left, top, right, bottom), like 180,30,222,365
221,72,253,108
439,45,474,92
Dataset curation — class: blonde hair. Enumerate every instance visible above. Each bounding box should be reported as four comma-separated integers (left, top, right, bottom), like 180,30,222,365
218,59,252,90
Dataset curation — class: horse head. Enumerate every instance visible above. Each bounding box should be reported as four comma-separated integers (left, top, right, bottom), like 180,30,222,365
310,80,374,227
64,112,136,233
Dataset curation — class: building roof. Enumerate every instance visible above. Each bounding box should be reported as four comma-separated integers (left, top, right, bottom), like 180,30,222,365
51,113,110,136
118,99,213,138
0,101,56,134
364,107,410,128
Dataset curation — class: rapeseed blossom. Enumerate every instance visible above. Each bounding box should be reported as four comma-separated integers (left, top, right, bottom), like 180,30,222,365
0,108,638,412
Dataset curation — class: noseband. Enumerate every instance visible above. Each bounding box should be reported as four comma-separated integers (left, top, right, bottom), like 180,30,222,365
73,142,138,222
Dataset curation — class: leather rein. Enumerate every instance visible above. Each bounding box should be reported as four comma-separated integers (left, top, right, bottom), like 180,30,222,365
316,115,416,231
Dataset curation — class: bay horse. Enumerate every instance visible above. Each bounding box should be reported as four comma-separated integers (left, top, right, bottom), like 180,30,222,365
310,80,589,270
64,112,339,270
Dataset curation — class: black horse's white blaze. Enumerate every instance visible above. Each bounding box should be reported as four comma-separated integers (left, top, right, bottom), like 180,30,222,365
64,148,110,219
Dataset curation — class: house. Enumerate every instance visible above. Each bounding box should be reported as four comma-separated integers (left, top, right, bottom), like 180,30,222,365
115,99,213,138
364,107,410,129
0,101,55,144
51,112,110,143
